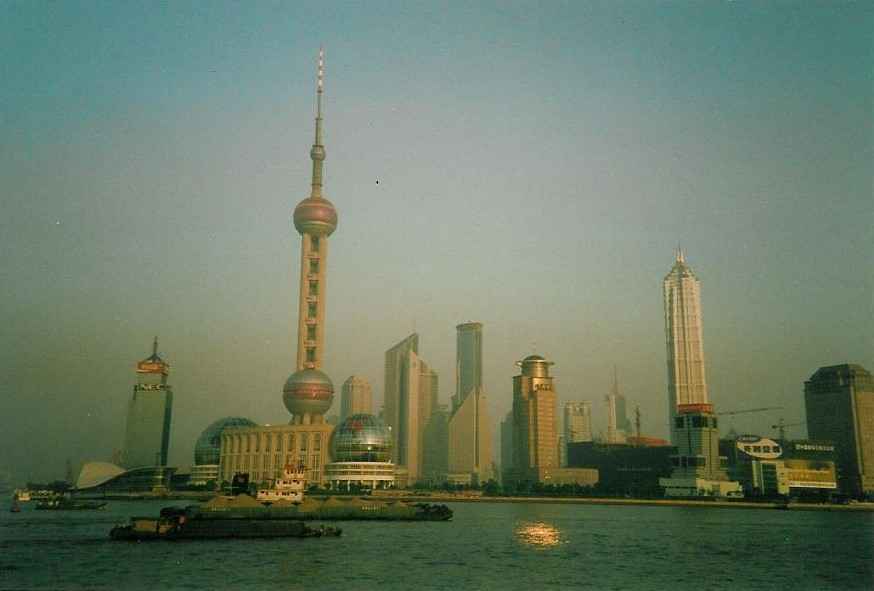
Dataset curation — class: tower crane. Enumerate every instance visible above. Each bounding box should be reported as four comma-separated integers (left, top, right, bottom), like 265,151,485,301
771,418,804,443
715,406,783,416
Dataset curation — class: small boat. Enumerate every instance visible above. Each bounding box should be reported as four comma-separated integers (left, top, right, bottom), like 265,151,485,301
13,489,31,502
35,497,106,511
110,507,342,541
257,463,306,504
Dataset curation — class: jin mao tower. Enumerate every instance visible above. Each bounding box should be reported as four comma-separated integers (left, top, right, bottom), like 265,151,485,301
663,249,709,443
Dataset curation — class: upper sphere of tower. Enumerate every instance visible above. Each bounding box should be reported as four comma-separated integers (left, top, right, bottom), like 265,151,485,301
293,196,338,236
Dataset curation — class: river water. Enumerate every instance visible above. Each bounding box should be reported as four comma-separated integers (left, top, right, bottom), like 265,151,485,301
1,499,872,590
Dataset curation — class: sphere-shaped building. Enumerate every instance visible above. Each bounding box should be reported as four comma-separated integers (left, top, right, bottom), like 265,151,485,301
283,368,335,421
293,196,338,236
191,416,257,486
329,413,392,463
325,413,395,490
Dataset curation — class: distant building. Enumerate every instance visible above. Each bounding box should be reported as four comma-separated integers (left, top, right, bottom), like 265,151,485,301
453,322,483,410
123,338,173,469
723,435,837,498
663,249,709,444
422,405,449,484
567,441,672,495
383,333,437,483
448,322,491,484
563,402,593,444
500,411,514,483
659,403,741,497
804,364,874,497
448,387,492,484
340,376,373,422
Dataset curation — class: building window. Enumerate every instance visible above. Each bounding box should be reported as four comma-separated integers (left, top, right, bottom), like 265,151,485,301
306,348,316,363
307,325,316,341
309,281,318,296
675,417,684,429
288,434,295,451
314,433,321,451
299,454,306,468
311,236,320,252
255,435,260,453
300,433,309,451
309,259,319,274
266,435,272,453
308,303,317,318
692,416,703,429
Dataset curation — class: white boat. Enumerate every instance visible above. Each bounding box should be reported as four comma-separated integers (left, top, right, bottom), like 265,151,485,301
256,463,307,503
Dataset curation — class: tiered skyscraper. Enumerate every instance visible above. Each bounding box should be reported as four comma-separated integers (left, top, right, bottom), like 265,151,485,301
511,355,558,482
448,322,492,484
123,337,173,468
663,249,709,443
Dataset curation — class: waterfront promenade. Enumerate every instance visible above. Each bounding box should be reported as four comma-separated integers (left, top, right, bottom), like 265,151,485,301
76,489,874,512
369,491,874,512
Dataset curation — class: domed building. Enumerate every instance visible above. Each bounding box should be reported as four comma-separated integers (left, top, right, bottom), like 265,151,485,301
190,417,256,486
325,414,395,490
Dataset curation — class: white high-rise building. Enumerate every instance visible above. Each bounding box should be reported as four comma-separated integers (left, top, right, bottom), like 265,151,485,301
384,334,437,483
663,248,709,443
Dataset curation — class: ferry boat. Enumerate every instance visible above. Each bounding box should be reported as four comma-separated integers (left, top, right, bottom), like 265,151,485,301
256,463,307,504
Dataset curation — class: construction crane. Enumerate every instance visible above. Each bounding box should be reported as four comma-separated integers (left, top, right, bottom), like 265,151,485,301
772,418,804,443
715,406,783,416
634,406,642,443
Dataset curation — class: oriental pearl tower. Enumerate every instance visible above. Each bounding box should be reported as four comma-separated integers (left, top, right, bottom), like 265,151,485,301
282,49,338,425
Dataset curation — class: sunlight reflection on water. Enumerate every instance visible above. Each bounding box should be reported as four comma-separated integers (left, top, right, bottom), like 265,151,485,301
514,520,563,548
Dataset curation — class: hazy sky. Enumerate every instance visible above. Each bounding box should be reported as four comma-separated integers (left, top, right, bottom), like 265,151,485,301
2,1,871,481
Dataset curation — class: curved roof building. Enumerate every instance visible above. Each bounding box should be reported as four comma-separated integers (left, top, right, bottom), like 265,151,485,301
194,417,257,466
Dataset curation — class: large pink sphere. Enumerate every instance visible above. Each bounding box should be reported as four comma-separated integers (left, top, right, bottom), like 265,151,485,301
282,368,334,417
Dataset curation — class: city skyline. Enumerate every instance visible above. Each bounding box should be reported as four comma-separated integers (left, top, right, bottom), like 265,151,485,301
2,2,871,480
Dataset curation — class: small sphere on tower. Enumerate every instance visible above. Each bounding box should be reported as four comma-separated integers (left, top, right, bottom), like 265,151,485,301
293,196,338,236
283,368,335,417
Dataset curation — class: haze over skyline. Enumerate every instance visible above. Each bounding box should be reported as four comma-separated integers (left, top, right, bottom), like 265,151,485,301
2,2,871,481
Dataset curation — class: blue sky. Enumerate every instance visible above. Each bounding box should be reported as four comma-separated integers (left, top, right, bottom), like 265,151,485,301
1,1,871,480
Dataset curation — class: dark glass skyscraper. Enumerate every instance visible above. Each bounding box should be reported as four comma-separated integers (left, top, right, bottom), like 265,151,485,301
123,337,173,468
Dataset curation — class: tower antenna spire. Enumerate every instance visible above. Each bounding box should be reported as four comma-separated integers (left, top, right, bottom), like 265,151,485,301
152,336,158,356
309,47,326,198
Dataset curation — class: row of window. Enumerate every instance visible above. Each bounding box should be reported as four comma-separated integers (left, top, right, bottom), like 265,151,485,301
674,416,718,429
743,444,781,454
224,453,322,476
671,455,706,468
223,432,322,454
